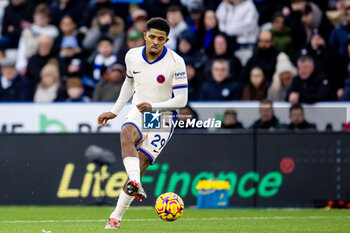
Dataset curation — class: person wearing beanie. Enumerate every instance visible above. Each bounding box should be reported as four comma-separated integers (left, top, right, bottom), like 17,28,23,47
33,60,60,102
268,58,297,101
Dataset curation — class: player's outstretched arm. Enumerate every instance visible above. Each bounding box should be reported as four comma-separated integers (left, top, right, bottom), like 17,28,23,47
97,77,134,127
110,77,135,115
97,112,117,127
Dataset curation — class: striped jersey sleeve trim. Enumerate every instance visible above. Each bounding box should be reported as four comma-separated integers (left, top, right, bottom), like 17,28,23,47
172,84,188,89
126,74,133,79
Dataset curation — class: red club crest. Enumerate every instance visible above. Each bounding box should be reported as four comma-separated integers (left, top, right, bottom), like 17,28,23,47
157,75,165,83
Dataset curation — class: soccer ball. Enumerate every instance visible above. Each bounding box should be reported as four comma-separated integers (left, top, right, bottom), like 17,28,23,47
155,192,184,221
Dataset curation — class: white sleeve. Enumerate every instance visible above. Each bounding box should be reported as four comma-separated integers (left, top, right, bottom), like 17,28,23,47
110,77,134,115
151,56,188,111
151,88,188,112
215,2,227,33
16,37,27,71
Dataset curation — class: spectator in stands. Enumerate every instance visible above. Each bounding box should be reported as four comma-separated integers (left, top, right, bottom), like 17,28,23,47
0,0,34,49
242,30,291,84
329,6,350,64
145,0,182,19
26,35,54,87
176,105,200,129
58,36,88,84
287,103,316,130
93,63,125,102
130,9,148,32
339,78,350,100
176,30,205,69
205,33,242,80
89,36,117,83
241,66,267,101
83,8,124,54
336,35,350,100
0,57,32,101
270,11,293,56
329,7,350,59
16,4,59,75
199,59,242,100
50,0,86,27
292,30,333,76
268,58,297,101
52,15,85,56
65,77,90,102
196,9,219,50
284,0,323,54
253,0,287,26
82,0,124,28
300,3,333,44
117,28,145,67
184,0,204,34
250,99,282,129
287,55,331,104
221,109,244,129
216,0,259,47
33,60,60,102
186,63,202,101
166,5,189,51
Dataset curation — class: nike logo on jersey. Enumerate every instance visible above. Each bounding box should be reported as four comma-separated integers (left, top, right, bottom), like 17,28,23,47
133,71,141,74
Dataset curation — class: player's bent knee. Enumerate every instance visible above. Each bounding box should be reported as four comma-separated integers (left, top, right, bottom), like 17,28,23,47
121,124,140,144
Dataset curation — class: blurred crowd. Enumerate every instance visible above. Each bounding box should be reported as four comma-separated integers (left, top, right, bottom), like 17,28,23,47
0,0,350,104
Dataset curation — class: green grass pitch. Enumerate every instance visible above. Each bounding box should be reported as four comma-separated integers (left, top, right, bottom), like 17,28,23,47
0,206,350,233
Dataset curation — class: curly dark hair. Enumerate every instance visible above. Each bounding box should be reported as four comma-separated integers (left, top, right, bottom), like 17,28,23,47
146,17,170,36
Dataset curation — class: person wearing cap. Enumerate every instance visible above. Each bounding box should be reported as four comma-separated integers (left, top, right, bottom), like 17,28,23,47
52,15,85,56
65,77,90,102
127,28,145,49
59,36,87,83
93,63,125,101
0,57,32,101
116,28,145,67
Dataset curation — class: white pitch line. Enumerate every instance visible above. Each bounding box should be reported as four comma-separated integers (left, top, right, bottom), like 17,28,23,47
1,216,350,223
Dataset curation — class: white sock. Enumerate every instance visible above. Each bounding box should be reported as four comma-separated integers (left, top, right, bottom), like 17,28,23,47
110,190,135,221
123,157,141,183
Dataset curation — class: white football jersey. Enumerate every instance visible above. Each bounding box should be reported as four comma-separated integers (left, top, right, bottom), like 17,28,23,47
125,46,188,105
